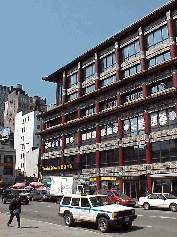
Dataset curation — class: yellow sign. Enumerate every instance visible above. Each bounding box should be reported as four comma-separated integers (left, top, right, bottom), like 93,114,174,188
101,177,117,181
90,178,96,181
42,164,73,171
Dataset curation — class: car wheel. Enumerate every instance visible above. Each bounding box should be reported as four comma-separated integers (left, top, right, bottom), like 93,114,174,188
143,202,150,210
64,213,74,227
98,217,110,233
122,222,132,230
169,203,177,212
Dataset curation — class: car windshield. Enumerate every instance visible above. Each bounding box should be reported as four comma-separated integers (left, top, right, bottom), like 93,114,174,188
114,190,128,197
90,196,114,207
163,194,177,199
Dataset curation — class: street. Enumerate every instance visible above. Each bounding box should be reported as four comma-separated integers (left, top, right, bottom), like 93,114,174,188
0,200,176,237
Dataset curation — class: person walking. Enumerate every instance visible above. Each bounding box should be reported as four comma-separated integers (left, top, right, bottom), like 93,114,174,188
7,193,21,228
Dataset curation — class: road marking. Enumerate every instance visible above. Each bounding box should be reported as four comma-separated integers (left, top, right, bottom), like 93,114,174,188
146,226,154,228
138,214,143,216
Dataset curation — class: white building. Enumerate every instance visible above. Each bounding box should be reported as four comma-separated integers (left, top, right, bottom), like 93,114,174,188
14,111,41,176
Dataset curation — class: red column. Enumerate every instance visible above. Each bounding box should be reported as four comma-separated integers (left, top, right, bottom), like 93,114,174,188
118,119,123,191
119,180,123,192
41,159,44,168
118,119,123,139
42,122,46,131
95,101,99,113
56,83,59,106
62,71,67,104
96,124,101,189
146,142,151,164
95,53,100,90
41,139,45,154
173,70,177,88
77,108,81,119
139,27,146,71
61,134,65,164
78,62,82,97
115,42,121,81
117,93,121,106
77,130,81,166
167,10,176,59
62,114,65,124
144,112,150,134
142,83,148,98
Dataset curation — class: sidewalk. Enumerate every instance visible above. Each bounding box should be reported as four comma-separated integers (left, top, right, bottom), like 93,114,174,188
0,212,108,237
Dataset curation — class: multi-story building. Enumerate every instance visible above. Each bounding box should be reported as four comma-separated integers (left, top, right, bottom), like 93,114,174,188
0,134,16,189
0,85,10,127
38,0,177,198
4,84,47,133
14,111,42,177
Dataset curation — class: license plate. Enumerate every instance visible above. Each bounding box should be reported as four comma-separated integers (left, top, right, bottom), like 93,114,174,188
125,217,129,222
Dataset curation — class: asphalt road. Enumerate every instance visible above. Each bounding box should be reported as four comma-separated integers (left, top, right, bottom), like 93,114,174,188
0,199,176,237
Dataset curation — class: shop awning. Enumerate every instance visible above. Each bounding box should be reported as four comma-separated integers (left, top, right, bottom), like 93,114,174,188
42,179,51,184
150,173,177,178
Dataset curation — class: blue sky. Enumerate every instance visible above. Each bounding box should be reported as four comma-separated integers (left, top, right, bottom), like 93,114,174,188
0,0,169,105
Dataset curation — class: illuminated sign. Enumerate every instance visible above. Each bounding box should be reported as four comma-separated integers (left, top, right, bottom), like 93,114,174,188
90,177,117,181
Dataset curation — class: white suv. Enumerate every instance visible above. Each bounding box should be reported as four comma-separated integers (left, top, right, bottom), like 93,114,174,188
59,194,137,233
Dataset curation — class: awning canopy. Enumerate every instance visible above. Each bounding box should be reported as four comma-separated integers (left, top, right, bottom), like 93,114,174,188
150,173,177,178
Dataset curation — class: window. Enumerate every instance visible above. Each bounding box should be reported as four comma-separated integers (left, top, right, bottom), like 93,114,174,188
146,26,168,49
149,52,170,67
83,64,95,80
102,99,117,110
101,122,118,141
65,112,77,123
123,116,145,137
68,73,78,87
83,105,95,116
71,198,80,206
122,41,140,62
81,198,90,207
100,149,119,167
82,128,96,145
100,53,116,72
124,144,146,165
66,132,78,149
124,64,141,77
82,153,96,169
102,75,116,87
124,90,143,103
68,91,78,101
151,107,177,132
4,155,13,163
152,140,177,163
62,197,71,205
37,125,40,129
84,84,95,94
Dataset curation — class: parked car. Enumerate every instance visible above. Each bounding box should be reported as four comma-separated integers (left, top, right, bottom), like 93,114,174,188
59,194,137,233
138,193,177,212
1,189,29,205
30,190,50,201
95,190,136,207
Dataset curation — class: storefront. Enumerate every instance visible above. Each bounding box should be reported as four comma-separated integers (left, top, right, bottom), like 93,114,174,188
90,177,120,190
150,173,177,196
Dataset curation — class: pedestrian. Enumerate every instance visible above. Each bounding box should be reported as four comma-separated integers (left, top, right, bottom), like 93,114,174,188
7,193,21,228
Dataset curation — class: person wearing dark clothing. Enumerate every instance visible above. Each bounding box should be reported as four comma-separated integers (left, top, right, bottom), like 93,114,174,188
7,193,21,228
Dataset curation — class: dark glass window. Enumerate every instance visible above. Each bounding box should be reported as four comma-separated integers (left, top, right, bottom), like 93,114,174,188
62,197,71,205
66,133,78,149
124,145,146,165
83,64,95,80
82,105,95,117
4,155,13,163
122,41,140,62
65,112,77,123
146,26,168,49
152,140,177,163
100,53,116,72
100,149,119,167
123,90,143,103
101,98,117,110
150,79,173,94
82,153,96,169
101,122,118,141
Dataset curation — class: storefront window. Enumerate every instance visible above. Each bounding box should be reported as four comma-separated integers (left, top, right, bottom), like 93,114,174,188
100,149,119,167
101,122,118,141
81,128,96,145
82,153,96,169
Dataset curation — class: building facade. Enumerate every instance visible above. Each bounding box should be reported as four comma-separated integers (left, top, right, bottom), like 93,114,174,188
38,0,177,198
4,84,47,133
14,111,42,177
0,85,10,127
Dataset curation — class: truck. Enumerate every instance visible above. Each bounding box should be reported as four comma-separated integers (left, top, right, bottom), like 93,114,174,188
49,176,85,203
